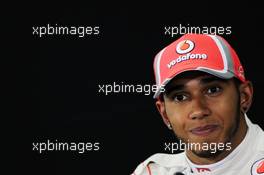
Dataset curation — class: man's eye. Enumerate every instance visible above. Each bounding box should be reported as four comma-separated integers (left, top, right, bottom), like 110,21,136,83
207,86,222,94
173,94,188,102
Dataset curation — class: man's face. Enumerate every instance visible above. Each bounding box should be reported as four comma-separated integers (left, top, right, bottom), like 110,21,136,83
161,72,242,157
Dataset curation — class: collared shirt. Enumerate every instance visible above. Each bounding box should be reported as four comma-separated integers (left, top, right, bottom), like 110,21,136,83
132,115,264,175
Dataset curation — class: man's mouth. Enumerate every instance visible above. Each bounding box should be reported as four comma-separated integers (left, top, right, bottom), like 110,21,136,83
190,125,219,136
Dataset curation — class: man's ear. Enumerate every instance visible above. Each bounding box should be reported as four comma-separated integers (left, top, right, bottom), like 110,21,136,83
156,99,172,129
239,81,253,113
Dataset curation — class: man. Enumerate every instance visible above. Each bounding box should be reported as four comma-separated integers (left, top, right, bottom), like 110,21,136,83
132,34,264,175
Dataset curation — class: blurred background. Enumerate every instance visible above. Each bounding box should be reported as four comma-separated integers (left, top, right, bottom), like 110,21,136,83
14,2,263,174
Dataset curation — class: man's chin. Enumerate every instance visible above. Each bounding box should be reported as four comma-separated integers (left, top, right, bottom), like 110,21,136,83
192,149,223,158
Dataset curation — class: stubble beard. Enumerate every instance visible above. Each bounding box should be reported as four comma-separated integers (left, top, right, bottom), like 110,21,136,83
175,103,241,159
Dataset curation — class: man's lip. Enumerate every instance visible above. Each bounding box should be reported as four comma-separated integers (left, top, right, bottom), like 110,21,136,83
190,125,219,136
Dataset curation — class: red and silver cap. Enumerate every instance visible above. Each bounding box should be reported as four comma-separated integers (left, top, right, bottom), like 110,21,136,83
153,33,246,99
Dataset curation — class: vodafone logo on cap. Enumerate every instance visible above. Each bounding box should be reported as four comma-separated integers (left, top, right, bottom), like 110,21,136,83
176,40,195,54
167,39,207,69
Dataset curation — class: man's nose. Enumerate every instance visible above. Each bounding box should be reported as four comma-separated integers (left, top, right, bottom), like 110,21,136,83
188,97,211,120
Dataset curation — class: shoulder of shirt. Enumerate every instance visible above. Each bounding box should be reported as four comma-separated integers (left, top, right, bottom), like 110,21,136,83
247,115,264,151
256,125,264,152
131,152,186,175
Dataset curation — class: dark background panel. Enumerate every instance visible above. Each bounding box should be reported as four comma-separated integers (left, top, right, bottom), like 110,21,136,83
14,3,264,175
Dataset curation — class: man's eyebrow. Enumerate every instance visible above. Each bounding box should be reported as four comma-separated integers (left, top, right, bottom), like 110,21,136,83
200,76,228,84
164,77,228,96
164,84,185,96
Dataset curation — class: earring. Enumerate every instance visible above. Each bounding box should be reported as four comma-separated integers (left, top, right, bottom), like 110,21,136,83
167,123,172,130
241,98,248,113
